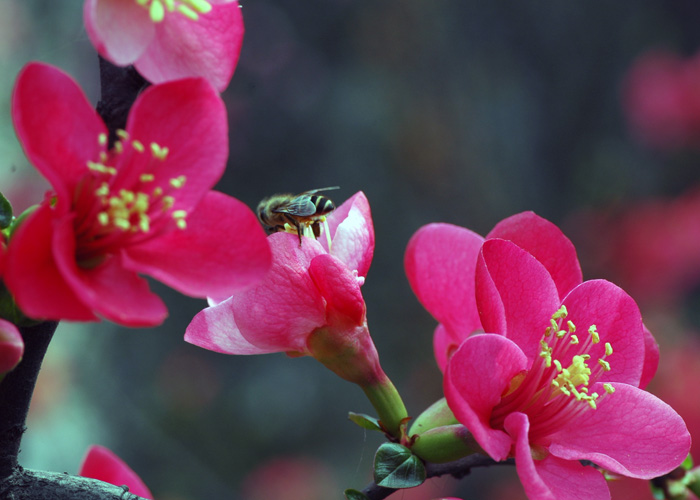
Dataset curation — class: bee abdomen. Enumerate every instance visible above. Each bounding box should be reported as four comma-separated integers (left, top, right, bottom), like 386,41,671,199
312,196,335,215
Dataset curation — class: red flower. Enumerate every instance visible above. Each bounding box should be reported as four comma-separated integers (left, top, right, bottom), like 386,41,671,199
83,0,243,92
185,192,380,385
6,62,270,326
444,238,690,500
79,445,152,499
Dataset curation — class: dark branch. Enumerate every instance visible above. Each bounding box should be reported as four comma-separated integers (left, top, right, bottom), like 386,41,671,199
0,321,58,480
361,454,515,500
0,469,149,500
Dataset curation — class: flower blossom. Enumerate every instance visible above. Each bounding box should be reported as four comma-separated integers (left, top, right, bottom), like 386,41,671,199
84,0,243,92
6,62,270,326
79,445,152,499
405,212,659,388
443,238,690,500
185,192,381,385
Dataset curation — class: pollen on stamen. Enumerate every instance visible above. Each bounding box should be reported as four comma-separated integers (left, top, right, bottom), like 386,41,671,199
132,140,145,153
97,212,109,226
177,5,199,20
87,161,117,176
570,334,579,345
169,175,187,189
603,383,615,394
98,133,108,146
552,305,568,320
588,325,600,344
604,342,613,356
95,183,110,197
150,143,169,160
598,359,611,372
116,129,129,140
140,173,155,183
567,320,576,333
162,196,174,209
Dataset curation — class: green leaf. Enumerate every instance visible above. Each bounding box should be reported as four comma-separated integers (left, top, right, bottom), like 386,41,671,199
348,412,382,431
344,489,370,500
0,193,12,230
373,442,426,489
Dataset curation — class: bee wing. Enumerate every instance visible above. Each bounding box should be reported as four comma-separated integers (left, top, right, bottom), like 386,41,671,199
304,186,340,195
273,196,318,216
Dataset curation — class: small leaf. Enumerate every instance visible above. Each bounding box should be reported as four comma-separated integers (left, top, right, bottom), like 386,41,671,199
348,412,382,431
0,193,12,230
344,489,370,500
373,442,426,489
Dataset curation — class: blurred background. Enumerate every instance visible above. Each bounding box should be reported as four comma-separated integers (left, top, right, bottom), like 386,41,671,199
3,1,700,498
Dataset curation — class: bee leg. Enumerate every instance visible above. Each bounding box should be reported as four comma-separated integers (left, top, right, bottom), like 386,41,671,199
296,224,303,247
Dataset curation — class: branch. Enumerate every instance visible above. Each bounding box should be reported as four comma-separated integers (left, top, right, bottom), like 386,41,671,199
0,321,58,480
361,454,515,500
0,468,149,500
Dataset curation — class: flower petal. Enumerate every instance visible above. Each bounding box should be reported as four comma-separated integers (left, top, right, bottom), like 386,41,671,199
405,223,484,341
227,233,327,353
549,382,691,479
79,445,153,499
122,191,271,300
433,324,468,373
51,216,167,326
325,192,374,277
444,334,527,461
0,319,24,374
11,63,106,203
640,324,659,390
560,280,645,385
487,212,583,298
134,1,244,91
83,0,154,66
504,412,610,500
308,254,365,325
120,77,228,211
476,239,561,361
185,297,280,355
5,205,98,321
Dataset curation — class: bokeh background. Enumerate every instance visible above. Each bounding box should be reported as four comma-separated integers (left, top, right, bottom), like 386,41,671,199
3,1,700,499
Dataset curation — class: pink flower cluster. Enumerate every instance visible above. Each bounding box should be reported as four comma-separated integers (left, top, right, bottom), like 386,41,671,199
406,212,690,500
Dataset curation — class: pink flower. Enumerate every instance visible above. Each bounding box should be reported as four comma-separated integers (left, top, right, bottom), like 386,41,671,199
444,238,690,500
0,319,23,375
79,445,153,499
405,212,659,387
83,0,243,92
6,62,270,326
185,192,380,385
623,50,700,149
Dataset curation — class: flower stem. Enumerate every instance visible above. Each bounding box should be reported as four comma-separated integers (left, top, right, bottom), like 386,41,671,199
361,373,408,438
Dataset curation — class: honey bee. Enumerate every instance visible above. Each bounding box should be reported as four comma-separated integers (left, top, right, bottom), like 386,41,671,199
257,187,339,246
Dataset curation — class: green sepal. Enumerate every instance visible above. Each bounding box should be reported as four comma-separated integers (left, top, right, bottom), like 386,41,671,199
0,193,11,230
348,412,382,432
344,489,370,500
681,453,694,470
373,442,426,489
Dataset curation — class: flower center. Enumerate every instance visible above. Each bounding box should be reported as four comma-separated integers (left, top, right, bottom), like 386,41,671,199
135,0,213,23
73,130,188,266
490,305,616,444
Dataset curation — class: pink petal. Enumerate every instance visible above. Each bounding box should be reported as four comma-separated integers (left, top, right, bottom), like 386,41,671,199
308,254,365,325
504,412,610,500
134,1,244,91
549,382,691,479
79,445,153,499
639,324,659,389
120,77,228,211
487,212,583,298
433,324,468,373
405,223,484,338
325,192,375,277
52,216,167,327
185,298,280,355
5,205,98,321
476,239,561,361
444,334,527,461
123,191,271,300
83,0,154,65
560,280,645,385
11,63,106,204
0,319,23,374
228,233,327,353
